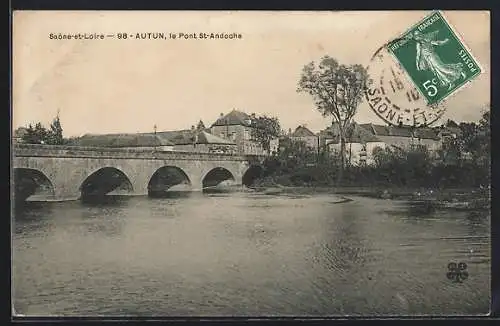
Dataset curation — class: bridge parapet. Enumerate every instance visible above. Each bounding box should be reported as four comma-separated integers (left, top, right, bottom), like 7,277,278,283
13,143,250,162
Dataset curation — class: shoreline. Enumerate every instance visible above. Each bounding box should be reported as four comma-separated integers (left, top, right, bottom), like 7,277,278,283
247,184,491,212
248,184,491,203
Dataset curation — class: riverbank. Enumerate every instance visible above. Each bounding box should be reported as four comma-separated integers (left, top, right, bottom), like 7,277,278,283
247,184,490,210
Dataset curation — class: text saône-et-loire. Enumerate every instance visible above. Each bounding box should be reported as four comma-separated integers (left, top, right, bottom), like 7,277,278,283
48,32,243,40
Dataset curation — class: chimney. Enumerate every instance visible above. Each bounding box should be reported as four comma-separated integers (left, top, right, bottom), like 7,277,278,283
288,128,292,136
219,113,224,118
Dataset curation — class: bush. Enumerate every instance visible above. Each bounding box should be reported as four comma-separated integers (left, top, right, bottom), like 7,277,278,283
254,143,489,189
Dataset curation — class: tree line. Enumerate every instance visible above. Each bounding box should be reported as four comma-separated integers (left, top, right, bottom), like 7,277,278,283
19,114,66,145
253,110,490,189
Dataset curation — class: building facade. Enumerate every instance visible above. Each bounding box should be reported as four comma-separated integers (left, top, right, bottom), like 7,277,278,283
289,125,319,150
210,109,274,156
359,123,442,152
325,123,386,166
318,121,448,166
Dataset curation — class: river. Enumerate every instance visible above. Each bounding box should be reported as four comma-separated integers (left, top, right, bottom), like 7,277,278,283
12,191,490,316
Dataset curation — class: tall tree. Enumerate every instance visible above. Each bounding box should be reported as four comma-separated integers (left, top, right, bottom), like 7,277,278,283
297,56,370,182
479,110,490,131
47,113,64,145
20,113,65,145
196,120,206,131
457,122,479,154
250,115,281,153
475,110,490,172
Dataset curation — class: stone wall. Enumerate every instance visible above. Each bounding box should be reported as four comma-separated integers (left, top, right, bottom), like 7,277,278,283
13,143,246,161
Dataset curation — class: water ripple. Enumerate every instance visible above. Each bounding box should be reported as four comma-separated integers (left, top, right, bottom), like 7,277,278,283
12,194,490,316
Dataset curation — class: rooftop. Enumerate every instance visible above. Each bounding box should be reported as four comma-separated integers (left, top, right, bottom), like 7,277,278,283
359,123,440,140
290,125,316,137
74,133,174,148
73,129,237,147
155,129,236,145
211,109,254,127
327,122,382,144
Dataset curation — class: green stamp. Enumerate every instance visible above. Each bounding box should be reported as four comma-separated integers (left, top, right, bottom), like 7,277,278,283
386,11,482,105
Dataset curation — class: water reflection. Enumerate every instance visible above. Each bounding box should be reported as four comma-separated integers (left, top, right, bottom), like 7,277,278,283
148,191,194,199
12,201,57,236
13,201,55,222
12,193,490,316
80,195,133,207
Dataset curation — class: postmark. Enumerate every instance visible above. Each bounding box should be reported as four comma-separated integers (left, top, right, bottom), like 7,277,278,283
365,47,447,127
386,11,482,105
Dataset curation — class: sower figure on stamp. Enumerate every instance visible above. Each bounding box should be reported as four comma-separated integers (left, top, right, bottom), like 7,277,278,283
414,30,466,91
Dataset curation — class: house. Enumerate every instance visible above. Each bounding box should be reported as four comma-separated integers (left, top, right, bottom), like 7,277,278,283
359,123,442,152
326,123,386,166
318,121,447,166
156,128,238,154
289,125,319,150
210,109,275,156
73,133,175,151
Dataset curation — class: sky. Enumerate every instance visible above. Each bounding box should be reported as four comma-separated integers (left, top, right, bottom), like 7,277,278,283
12,10,490,137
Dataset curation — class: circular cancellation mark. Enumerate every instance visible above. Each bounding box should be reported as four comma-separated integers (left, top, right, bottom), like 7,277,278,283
365,45,447,128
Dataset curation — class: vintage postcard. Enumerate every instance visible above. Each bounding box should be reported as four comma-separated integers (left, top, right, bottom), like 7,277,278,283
12,10,491,317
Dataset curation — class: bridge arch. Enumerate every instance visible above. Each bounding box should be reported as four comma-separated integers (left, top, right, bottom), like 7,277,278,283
80,167,134,199
14,168,55,203
242,165,265,187
202,167,236,191
148,166,191,197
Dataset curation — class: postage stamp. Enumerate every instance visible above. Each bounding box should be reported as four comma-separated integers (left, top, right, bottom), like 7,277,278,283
386,11,482,105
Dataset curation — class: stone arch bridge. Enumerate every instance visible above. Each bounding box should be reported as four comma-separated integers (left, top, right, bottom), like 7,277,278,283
12,144,266,202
